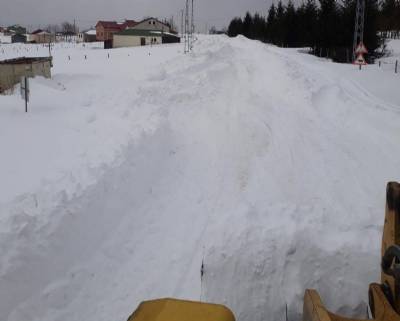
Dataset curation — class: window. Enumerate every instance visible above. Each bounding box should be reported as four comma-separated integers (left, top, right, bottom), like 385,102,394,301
153,21,155,25
149,21,151,25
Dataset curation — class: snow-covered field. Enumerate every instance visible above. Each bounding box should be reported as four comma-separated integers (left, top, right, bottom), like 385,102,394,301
0,36,399,321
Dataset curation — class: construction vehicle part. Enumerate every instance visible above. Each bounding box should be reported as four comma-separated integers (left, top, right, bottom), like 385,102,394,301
127,298,235,321
303,182,400,321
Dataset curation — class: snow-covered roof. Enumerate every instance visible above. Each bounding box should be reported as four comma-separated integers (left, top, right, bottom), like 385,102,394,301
85,30,96,35
150,31,179,37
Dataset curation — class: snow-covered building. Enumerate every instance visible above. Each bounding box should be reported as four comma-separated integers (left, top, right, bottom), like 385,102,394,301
77,30,97,43
95,20,137,42
129,18,172,33
56,32,77,43
113,29,162,48
113,29,180,48
30,29,55,44
11,34,26,43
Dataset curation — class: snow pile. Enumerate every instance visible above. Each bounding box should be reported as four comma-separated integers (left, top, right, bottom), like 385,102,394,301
1,36,400,321
385,39,400,59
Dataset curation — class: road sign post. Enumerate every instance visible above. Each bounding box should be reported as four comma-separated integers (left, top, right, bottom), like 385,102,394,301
353,42,368,69
20,76,30,113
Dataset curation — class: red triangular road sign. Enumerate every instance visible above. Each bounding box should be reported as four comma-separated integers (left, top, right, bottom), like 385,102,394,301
355,42,368,54
353,53,367,65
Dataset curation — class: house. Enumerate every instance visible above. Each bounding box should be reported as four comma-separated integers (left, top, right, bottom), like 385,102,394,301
30,29,55,43
130,18,172,33
28,29,43,42
77,29,97,43
113,29,180,48
95,20,137,42
11,34,26,43
56,31,76,43
7,24,26,35
113,29,162,48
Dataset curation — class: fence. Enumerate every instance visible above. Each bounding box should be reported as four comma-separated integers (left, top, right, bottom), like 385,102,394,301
377,59,398,74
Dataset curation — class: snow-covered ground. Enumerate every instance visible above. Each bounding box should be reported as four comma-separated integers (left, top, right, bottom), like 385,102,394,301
377,39,400,76
0,36,399,321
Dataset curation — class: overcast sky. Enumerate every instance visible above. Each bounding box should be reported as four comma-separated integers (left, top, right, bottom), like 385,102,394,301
0,0,274,32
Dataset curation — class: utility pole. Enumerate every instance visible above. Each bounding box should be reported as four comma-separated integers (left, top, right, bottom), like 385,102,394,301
353,0,365,61
184,0,190,53
190,0,194,49
181,9,184,36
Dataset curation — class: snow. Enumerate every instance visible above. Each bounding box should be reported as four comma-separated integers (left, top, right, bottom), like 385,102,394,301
376,39,400,78
0,34,11,44
0,36,399,321
85,30,97,35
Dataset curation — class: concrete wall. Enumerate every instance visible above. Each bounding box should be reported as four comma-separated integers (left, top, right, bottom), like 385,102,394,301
132,19,171,32
113,35,161,48
0,58,52,93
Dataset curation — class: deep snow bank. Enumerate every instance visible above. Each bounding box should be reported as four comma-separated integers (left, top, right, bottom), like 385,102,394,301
1,36,400,321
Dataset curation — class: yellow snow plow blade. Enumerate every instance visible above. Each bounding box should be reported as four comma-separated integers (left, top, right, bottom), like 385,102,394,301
303,284,400,321
303,182,400,321
127,298,236,321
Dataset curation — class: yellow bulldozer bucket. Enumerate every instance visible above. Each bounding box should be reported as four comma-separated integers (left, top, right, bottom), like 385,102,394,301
127,298,236,321
127,182,400,321
303,182,400,321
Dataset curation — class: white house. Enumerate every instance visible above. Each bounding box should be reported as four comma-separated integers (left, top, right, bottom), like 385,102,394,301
77,30,97,43
129,18,172,33
113,29,162,48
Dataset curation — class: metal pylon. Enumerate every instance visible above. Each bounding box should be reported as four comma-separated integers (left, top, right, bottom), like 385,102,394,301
184,0,190,53
190,0,194,50
353,0,366,60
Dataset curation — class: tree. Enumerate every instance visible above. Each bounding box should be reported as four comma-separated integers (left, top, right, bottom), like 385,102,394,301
61,21,76,34
266,3,277,42
227,17,243,37
284,0,298,46
275,1,286,46
253,13,267,41
243,12,254,39
46,24,60,34
317,0,340,53
225,0,382,61
302,0,318,46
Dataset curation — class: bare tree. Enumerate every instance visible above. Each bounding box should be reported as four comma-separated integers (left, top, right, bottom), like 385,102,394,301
46,24,60,34
61,21,75,34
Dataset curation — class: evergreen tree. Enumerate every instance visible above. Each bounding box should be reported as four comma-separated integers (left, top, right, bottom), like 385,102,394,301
303,0,318,46
253,13,267,41
228,17,243,37
364,0,382,54
284,0,298,46
275,1,286,45
243,12,254,39
317,0,340,55
225,0,383,62
266,3,277,42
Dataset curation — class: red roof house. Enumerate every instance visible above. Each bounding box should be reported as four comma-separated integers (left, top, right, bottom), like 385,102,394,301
96,20,137,41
